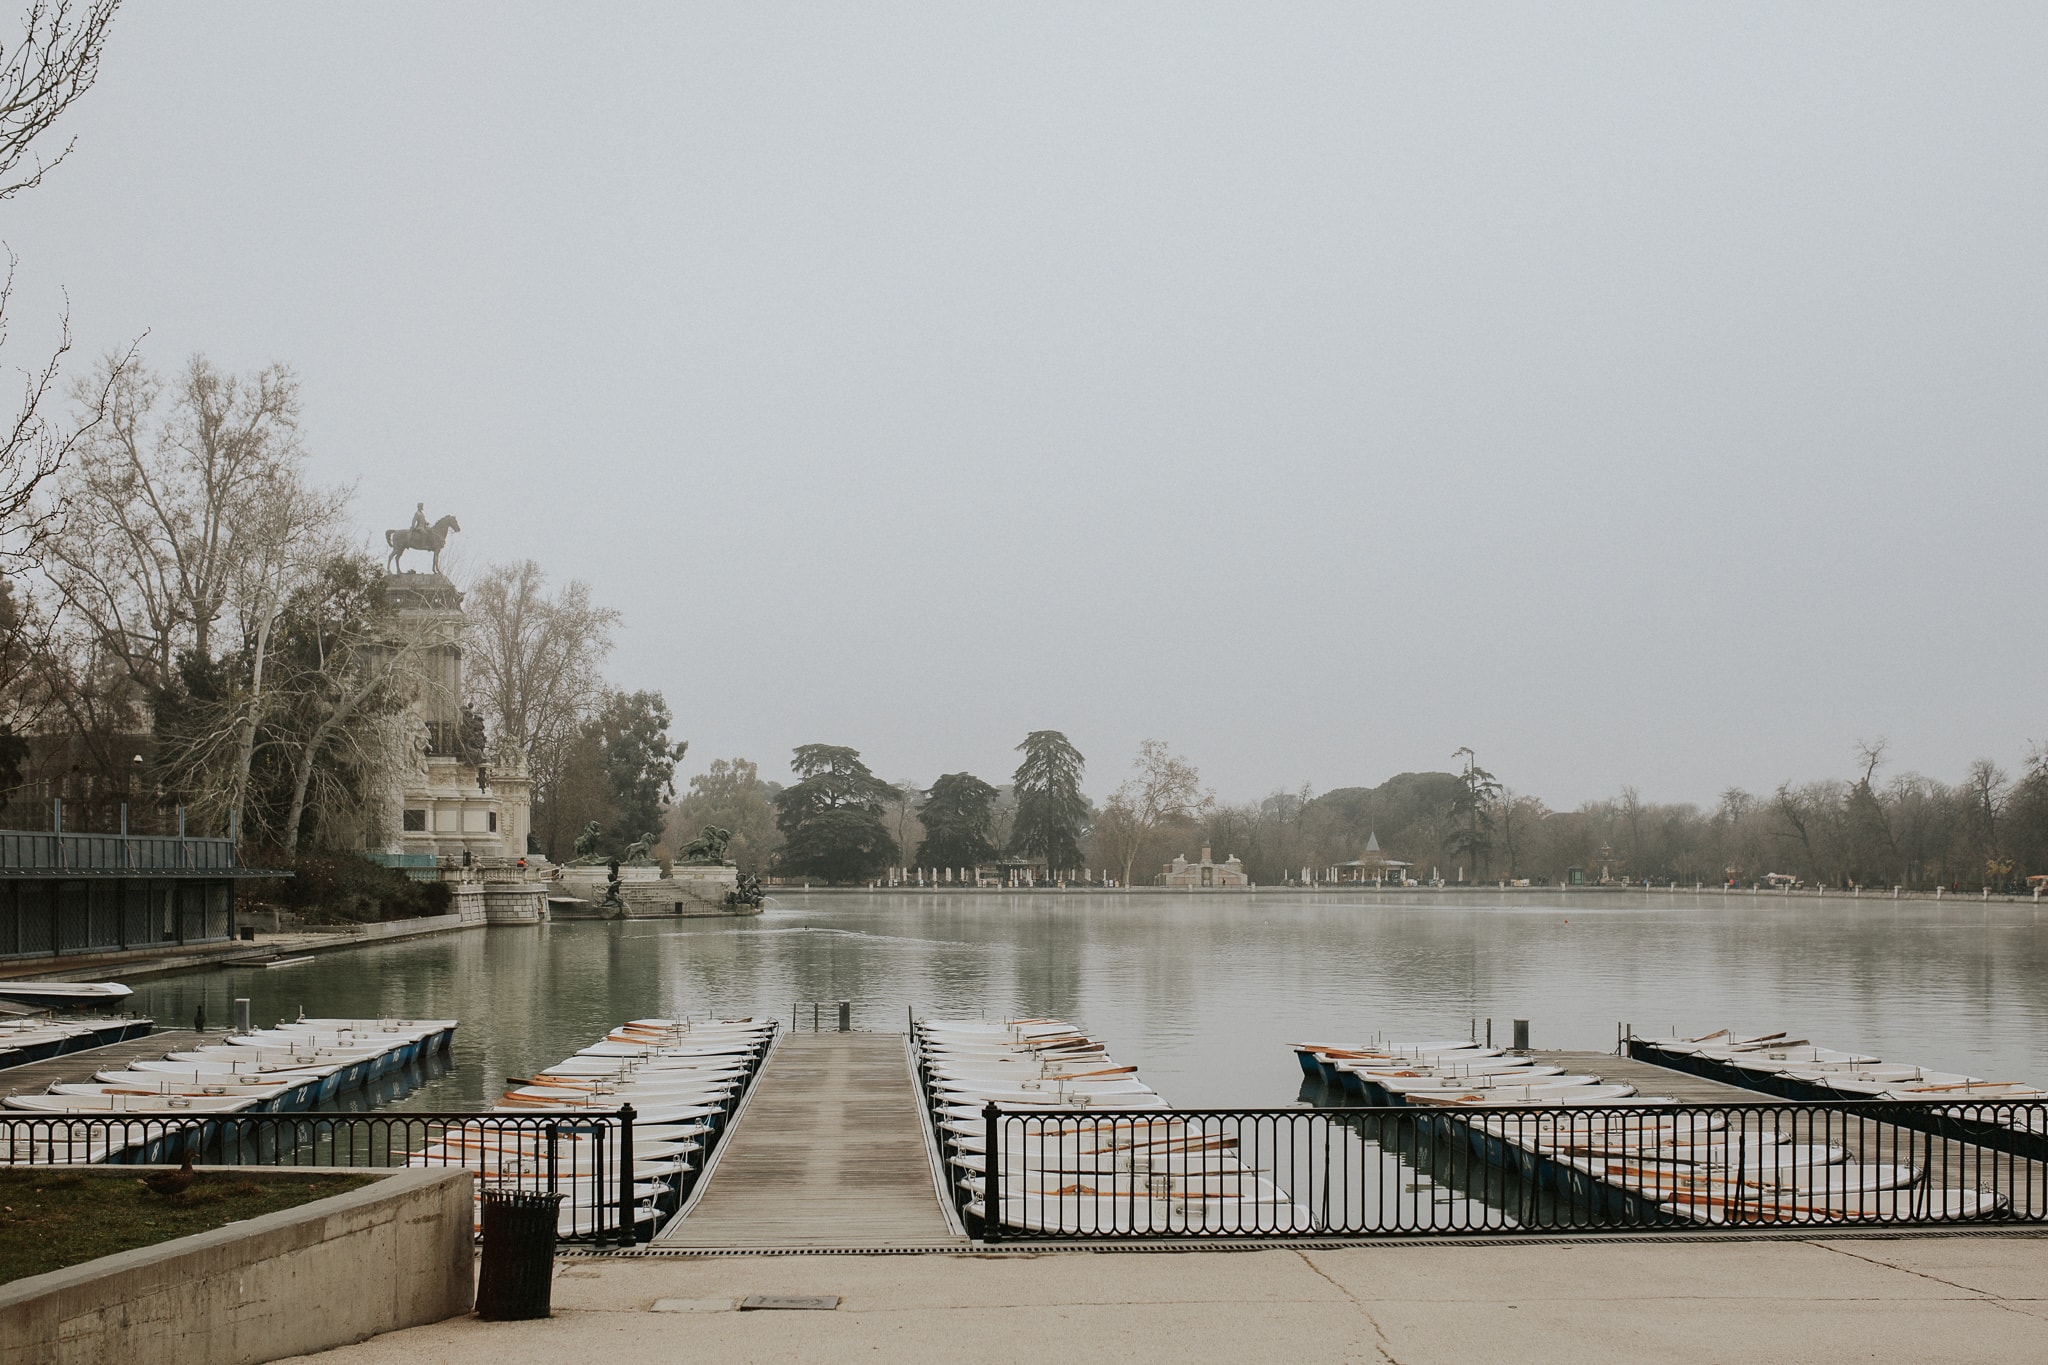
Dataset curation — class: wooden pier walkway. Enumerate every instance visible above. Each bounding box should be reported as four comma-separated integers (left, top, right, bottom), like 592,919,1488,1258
657,1032,962,1249
0,1029,196,1099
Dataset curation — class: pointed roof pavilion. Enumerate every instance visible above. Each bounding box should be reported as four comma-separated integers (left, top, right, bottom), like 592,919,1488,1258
1337,830,1412,880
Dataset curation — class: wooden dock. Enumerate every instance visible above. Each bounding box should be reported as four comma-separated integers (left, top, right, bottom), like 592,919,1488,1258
657,1032,963,1249
0,1029,197,1099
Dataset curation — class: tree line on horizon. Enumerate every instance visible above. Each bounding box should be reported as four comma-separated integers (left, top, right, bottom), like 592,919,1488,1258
659,737,2048,894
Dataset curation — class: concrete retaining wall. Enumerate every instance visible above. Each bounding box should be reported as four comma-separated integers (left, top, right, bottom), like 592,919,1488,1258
349,910,472,941
0,1167,474,1365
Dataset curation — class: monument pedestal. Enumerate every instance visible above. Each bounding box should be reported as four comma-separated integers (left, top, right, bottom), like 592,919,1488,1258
619,864,744,916
552,863,754,917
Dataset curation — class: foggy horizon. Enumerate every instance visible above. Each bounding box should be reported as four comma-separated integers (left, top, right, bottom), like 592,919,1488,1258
9,4,2045,809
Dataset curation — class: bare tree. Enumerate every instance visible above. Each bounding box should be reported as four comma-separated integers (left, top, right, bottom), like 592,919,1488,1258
0,1,125,561
1961,758,2009,881
464,560,618,846
1494,786,1546,879
222,471,351,837
47,355,309,685
1096,739,1210,887
275,606,416,855
0,1,118,199
882,778,924,871
1617,785,1645,874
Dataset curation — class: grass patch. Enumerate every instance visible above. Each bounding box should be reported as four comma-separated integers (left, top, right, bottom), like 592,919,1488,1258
0,1168,376,1285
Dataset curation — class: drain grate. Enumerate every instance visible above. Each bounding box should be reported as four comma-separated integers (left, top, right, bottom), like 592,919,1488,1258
740,1294,840,1311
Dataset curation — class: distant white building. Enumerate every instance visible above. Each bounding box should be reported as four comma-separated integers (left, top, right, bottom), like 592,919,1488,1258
1162,844,1248,889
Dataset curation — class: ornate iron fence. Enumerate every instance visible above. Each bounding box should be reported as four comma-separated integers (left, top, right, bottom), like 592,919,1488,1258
948,1100,2048,1241
0,1109,643,1245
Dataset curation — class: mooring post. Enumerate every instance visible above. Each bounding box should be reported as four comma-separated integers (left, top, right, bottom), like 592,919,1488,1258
617,1103,637,1245
982,1101,1002,1243
1486,1018,1493,1048
233,998,251,1035
1512,1019,1530,1053
838,1001,850,1032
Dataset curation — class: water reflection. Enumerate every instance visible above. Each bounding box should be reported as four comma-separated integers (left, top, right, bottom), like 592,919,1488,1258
123,891,2048,1111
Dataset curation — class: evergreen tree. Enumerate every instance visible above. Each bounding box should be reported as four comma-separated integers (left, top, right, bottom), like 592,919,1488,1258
586,689,687,854
1445,746,1502,878
916,772,999,869
1009,730,1088,871
773,743,899,882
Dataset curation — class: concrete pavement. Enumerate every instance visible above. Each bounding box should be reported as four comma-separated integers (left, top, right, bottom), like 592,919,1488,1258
287,1233,2048,1364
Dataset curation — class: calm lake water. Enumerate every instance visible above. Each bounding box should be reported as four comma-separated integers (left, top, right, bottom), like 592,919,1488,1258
124,890,2048,1111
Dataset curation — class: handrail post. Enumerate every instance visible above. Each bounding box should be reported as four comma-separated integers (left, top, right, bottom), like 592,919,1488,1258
617,1103,636,1245
983,1101,1002,1243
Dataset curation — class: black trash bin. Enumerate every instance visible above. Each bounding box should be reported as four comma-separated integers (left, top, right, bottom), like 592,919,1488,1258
475,1187,564,1320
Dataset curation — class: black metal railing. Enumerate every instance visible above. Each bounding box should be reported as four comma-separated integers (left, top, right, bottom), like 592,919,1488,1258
956,1100,2048,1241
0,829,238,874
914,1037,980,1230
0,1109,642,1246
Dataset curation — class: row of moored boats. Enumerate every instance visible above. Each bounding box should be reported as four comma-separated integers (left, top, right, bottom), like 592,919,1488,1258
0,1015,154,1071
1300,1033,2006,1224
1297,1036,1658,1108
1633,1028,2048,1111
1,1016,456,1164
920,1016,1312,1234
405,1015,776,1238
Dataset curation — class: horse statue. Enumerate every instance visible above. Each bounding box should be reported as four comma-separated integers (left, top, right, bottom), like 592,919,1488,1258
385,513,461,574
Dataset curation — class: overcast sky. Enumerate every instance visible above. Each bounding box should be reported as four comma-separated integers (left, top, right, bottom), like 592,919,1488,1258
9,4,2046,807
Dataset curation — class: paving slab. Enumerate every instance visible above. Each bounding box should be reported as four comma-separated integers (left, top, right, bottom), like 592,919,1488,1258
285,1235,2048,1365
1303,1237,1981,1303
1366,1296,2040,1365
1810,1235,2048,1302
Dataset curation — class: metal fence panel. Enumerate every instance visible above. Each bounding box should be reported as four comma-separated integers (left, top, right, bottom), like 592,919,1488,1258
0,1111,642,1247
917,1092,2048,1242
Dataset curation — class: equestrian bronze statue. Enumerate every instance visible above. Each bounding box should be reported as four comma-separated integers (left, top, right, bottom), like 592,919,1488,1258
385,508,462,574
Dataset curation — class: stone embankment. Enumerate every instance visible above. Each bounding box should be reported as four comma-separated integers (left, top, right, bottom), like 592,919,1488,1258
0,914,480,987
